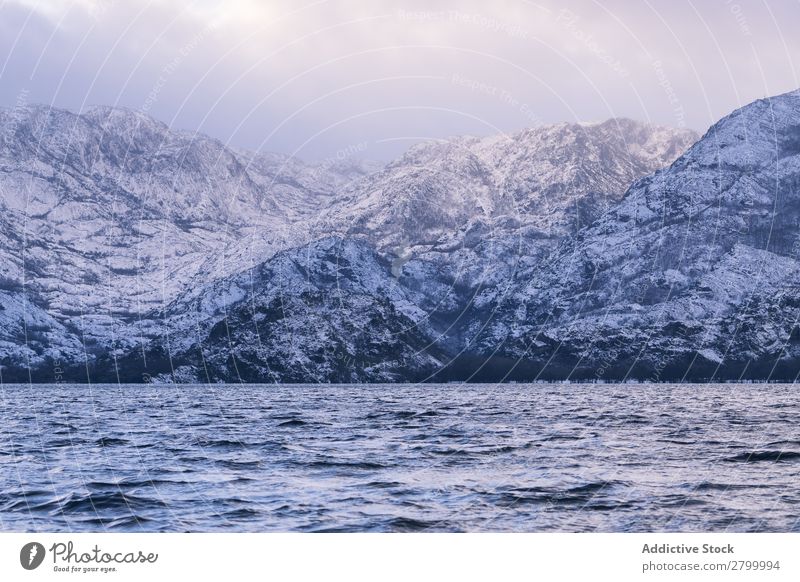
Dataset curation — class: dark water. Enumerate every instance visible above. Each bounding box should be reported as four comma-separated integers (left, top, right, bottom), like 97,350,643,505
1,383,798,532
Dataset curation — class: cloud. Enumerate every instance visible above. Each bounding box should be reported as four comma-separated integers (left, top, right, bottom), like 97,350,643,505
10,0,97,21
2,0,799,160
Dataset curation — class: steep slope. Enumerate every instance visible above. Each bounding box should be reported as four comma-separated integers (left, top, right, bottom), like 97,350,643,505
97,238,445,383
466,89,800,381
0,105,376,371
362,120,697,351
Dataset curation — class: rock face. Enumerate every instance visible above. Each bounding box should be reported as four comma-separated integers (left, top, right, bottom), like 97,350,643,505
0,102,712,382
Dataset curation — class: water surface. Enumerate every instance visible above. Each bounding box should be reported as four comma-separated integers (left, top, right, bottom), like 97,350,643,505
1,383,798,532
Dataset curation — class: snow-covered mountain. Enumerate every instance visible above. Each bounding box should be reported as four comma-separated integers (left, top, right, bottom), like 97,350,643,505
465,88,800,381
110,120,696,383
0,104,376,373
324,118,697,252
357,120,698,355
0,103,699,381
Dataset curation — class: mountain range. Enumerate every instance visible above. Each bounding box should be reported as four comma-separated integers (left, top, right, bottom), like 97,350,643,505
3,91,797,383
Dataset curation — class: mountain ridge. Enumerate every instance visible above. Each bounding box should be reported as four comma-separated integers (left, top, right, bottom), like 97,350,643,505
0,102,708,382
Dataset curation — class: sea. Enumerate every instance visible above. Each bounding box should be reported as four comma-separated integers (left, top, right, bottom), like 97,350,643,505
1,383,798,532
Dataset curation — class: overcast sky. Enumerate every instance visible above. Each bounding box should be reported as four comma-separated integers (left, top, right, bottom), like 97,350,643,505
1,0,799,160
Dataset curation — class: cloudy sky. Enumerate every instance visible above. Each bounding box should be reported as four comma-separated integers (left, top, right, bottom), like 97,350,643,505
1,0,798,160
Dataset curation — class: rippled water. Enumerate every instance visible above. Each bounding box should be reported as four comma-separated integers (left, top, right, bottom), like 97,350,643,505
1,383,798,532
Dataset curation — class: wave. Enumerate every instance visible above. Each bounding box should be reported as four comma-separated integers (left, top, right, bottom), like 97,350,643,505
50,491,168,514
723,451,800,463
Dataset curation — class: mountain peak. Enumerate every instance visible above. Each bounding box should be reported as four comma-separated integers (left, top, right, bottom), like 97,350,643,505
699,88,800,146
81,104,171,133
